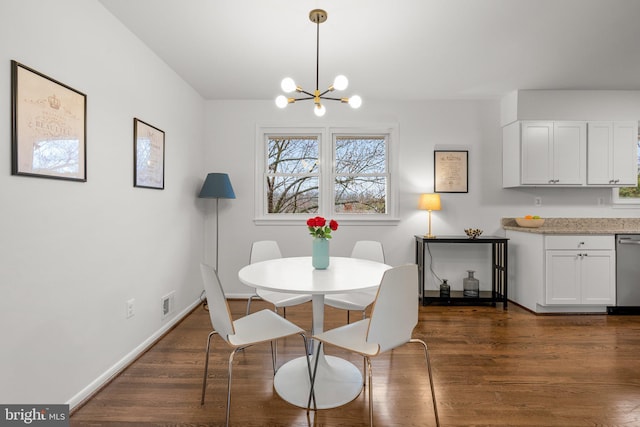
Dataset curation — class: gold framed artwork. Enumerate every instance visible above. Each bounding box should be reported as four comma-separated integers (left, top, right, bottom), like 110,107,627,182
11,60,87,181
434,150,468,193
133,118,165,190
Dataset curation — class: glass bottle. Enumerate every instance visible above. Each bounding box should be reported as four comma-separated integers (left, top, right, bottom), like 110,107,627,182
463,270,479,297
439,279,450,298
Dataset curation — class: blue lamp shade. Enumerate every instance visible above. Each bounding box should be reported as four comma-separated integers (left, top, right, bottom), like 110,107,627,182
198,173,236,199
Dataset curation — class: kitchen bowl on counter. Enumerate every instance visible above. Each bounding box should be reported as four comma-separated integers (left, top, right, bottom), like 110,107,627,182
515,217,545,228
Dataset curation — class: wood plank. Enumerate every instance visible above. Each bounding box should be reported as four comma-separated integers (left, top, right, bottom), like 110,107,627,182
71,300,640,426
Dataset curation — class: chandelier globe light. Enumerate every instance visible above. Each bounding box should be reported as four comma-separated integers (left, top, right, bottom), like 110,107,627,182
275,9,361,116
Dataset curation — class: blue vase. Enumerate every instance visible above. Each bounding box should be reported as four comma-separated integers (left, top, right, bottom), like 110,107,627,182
312,237,330,269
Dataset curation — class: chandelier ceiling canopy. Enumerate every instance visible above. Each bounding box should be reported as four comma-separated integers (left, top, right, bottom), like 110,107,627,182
275,9,362,117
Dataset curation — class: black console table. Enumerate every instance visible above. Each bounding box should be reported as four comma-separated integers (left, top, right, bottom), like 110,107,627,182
415,235,508,309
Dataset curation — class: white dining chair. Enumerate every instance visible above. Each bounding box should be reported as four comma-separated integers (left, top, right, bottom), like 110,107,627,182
307,264,440,427
324,240,385,323
245,240,312,316
199,263,312,427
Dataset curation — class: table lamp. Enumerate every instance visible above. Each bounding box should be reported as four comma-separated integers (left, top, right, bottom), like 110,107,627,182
199,173,236,272
418,193,441,239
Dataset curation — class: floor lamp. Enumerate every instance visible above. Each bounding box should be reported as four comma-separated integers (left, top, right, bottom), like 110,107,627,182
418,193,441,239
199,173,236,272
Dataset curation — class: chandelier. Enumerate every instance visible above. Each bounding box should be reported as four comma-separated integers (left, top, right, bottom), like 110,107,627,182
275,9,362,117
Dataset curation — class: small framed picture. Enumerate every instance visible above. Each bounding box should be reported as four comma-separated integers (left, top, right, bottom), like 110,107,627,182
134,118,165,189
11,60,87,181
434,150,468,193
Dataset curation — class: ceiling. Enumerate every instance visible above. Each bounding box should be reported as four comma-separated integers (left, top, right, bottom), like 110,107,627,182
98,0,640,102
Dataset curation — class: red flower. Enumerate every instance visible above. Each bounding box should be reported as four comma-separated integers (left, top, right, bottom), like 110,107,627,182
307,216,339,239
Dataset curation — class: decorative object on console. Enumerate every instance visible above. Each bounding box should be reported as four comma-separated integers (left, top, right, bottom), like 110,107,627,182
464,228,483,239
275,9,362,117
439,279,450,298
199,173,236,272
463,270,479,297
418,193,441,239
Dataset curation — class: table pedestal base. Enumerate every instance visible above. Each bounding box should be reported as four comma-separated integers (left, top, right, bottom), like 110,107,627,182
274,354,363,409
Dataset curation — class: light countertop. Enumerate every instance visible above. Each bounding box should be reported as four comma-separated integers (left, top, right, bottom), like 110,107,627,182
502,217,640,235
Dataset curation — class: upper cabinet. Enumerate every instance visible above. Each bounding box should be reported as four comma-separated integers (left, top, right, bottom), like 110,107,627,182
503,121,586,187
503,120,638,188
587,121,637,186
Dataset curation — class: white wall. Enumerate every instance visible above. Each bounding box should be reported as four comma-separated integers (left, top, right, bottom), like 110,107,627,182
0,0,206,406
205,98,640,297
502,89,640,125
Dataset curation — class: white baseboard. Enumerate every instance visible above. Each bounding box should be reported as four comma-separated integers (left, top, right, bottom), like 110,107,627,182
67,298,202,410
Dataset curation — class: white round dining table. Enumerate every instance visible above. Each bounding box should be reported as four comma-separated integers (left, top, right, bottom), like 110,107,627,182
238,256,391,409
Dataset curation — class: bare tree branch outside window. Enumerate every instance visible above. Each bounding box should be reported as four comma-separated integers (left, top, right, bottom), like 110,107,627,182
334,136,387,214
266,136,319,213
265,133,389,215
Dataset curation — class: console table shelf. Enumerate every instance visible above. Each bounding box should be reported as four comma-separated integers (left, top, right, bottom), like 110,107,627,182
415,235,509,309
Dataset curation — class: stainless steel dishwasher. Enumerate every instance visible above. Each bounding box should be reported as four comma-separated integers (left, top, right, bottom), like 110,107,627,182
608,234,640,314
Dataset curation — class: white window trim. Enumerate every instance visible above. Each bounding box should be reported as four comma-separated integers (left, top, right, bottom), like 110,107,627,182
612,188,640,207
612,133,640,207
254,123,400,225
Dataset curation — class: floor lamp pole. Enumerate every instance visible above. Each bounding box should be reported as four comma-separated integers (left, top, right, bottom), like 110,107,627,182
215,198,220,273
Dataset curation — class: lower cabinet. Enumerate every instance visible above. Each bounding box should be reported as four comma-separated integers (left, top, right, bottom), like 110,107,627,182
506,231,615,313
545,249,615,305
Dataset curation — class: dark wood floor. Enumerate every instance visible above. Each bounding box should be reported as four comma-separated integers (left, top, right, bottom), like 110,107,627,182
71,299,640,427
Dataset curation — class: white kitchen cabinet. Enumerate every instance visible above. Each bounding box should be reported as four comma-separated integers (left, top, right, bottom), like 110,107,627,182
506,231,615,313
503,121,586,187
587,121,638,186
544,236,615,306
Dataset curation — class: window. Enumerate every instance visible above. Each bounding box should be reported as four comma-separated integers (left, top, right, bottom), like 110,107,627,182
266,135,320,214
256,125,398,224
334,135,387,214
613,134,640,205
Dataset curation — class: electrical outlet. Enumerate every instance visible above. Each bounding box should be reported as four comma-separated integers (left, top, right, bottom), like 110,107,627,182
126,298,135,319
597,197,605,206
161,291,175,320
534,197,542,206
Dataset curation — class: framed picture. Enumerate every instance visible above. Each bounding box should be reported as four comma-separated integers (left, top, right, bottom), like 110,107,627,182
434,150,468,193
11,60,87,181
134,118,165,189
